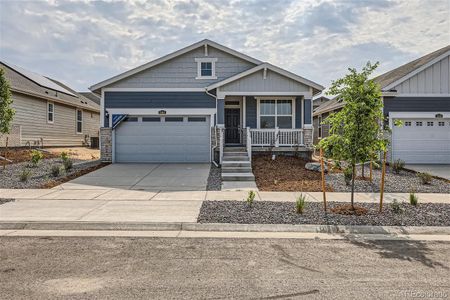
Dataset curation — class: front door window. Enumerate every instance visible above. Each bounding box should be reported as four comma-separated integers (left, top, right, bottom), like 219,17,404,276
225,108,240,144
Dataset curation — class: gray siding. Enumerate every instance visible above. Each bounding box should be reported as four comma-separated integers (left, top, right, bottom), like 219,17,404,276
220,69,310,92
304,99,312,124
393,55,450,94
106,46,256,89
383,96,450,115
295,97,302,129
104,91,215,127
217,98,224,124
245,96,257,128
10,92,99,147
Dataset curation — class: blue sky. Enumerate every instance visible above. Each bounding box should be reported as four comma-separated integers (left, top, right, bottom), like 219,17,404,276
1,0,449,91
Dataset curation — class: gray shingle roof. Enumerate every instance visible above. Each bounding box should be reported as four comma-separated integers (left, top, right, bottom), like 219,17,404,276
1,62,99,112
313,96,343,116
373,45,450,89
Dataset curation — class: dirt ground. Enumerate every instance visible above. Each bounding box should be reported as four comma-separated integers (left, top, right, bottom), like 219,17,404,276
252,154,333,192
46,147,100,161
0,149,57,164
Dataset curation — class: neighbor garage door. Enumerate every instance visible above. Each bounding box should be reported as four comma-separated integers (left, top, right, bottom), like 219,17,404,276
392,118,450,164
115,115,210,163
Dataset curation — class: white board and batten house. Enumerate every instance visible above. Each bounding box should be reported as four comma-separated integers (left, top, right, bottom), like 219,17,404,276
0,62,101,148
313,45,450,164
90,39,324,164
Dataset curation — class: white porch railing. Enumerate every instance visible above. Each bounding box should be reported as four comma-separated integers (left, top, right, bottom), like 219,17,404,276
250,128,304,146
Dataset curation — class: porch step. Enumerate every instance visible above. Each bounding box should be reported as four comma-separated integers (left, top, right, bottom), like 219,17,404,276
221,173,255,181
222,156,250,161
221,161,251,168
223,152,248,157
224,147,246,152
221,166,253,173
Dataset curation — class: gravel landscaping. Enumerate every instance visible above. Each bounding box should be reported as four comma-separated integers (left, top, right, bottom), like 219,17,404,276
198,201,450,226
326,166,450,193
0,158,106,189
207,164,221,191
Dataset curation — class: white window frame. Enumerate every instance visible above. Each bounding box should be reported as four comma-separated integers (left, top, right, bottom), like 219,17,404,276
76,109,83,134
256,97,295,129
195,58,217,79
47,101,54,124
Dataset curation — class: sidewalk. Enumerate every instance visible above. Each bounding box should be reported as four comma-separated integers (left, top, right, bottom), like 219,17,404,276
0,188,448,223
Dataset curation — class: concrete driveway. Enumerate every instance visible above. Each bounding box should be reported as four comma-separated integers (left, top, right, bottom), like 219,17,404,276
405,164,450,180
61,163,211,191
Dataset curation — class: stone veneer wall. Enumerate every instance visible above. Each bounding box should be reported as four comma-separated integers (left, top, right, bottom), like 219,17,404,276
100,127,112,162
303,128,313,147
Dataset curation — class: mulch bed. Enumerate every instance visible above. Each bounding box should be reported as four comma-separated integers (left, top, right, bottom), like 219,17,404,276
252,154,333,192
198,201,450,226
0,149,57,165
39,163,109,188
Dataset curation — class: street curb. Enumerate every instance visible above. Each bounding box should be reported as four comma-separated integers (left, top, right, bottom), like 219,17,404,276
1,221,450,235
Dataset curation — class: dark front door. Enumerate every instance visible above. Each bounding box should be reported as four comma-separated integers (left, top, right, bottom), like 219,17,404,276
225,108,240,144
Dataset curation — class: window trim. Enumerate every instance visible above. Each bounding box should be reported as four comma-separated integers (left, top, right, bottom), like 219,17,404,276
195,57,217,79
76,109,83,134
47,101,54,124
318,114,323,139
256,97,295,129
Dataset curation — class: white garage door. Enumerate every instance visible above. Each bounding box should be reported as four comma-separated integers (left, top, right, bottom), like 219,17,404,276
392,118,450,164
115,115,210,163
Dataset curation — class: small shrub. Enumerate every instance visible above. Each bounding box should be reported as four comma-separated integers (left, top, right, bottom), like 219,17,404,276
51,165,61,177
343,167,353,186
246,190,256,207
296,194,306,214
19,168,31,182
392,159,405,174
63,159,73,171
30,149,44,167
409,192,418,206
417,172,432,185
60,151,69,162
390,199,403,214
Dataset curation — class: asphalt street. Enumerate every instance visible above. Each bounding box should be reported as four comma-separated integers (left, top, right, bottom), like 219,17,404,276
1,236,449,299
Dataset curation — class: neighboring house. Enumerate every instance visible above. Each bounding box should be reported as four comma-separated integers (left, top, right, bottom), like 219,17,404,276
0,62,100,147
90,39,324,164
312,95,330,110
79,92,101,105
312,95,340,144
313,45,450,164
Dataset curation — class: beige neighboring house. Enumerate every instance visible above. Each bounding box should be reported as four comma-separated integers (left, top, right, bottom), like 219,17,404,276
0,62,100,147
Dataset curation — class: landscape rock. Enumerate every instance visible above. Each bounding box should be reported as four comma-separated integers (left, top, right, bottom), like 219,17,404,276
305,162,327,173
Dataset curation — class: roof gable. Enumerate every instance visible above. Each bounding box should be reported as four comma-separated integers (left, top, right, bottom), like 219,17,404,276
90,39,262,92
374,45,450,90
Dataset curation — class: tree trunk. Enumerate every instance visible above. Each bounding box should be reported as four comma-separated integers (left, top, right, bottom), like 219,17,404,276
361,162,365,178
350,163,356,210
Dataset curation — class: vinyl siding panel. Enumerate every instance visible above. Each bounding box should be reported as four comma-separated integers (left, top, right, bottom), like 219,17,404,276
383,96,450,114
107,46,256,89
11,92,99,147
394,55,450,94
220,69,310,92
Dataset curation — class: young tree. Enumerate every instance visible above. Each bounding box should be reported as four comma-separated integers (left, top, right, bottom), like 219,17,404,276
0,68,15,135
319,62,386,210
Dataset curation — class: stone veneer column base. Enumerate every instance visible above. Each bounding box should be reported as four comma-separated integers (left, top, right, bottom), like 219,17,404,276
100,127,112,162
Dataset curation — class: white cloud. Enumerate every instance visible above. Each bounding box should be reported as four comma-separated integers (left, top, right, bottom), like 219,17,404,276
0,0,448,90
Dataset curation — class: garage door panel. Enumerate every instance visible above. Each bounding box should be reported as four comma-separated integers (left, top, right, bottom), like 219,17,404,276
115,115,210,163
392,118,450,164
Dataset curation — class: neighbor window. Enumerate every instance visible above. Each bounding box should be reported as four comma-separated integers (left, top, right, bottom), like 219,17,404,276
438,121,445,126
427,121,434,126
195,58,217,79
318,115,323,138
416,121,422,126
404,121,411,126
259,99,293,129
47,102,54,123
142,117,160,122
76,109,83,133
165,117,184,122
188,117,206,122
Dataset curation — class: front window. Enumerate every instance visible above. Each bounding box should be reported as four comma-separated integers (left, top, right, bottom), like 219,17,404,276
47,102,54,123
195,58,217,79
76,109,83,133
259,99,292,129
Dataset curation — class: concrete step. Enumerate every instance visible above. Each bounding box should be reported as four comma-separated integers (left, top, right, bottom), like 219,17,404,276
224,147,246,152
223,152,248,157
221,161,251,168
222,156,250,161
222,173,255,181
221,167,253,173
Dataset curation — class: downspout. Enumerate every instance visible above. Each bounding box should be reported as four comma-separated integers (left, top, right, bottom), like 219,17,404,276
205,88,219,167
